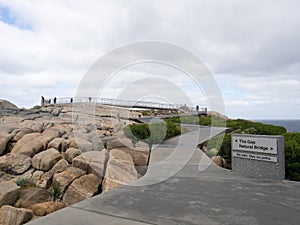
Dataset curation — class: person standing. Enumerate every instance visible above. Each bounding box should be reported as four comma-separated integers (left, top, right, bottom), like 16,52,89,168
54,97,57,104
41,96,45,106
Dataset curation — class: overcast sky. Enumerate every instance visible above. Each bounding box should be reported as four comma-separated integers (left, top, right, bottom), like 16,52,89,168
0,0,299,119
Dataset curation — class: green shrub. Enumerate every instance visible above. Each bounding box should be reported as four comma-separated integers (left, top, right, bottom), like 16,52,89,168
165,122,181,139
218,133,232,168
166,115,227,127
226,119,286,135
284,133,300,181
123,122,181,151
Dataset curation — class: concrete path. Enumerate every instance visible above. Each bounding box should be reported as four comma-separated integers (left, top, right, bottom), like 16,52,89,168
28,162,300,224
28,126,300,225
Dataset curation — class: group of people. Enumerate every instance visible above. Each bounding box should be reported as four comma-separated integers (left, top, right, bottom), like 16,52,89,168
41,96,73,105
41,97,201,110
40,96,99,105
41,96,51,105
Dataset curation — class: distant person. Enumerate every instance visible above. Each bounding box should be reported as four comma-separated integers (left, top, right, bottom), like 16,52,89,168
54,97,57,104
196,105,199,111
49,99,51,104
41,96,45,106
88,97,92,103
70,98,73,103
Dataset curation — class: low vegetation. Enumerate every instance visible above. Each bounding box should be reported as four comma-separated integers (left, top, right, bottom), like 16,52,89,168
15,177,36,189
166,115,224,126
284,133,300,181
123,122,181,151
16,178,64,201
47,181,63,202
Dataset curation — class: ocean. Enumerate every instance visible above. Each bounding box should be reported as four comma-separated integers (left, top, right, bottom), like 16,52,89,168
255,120,300,133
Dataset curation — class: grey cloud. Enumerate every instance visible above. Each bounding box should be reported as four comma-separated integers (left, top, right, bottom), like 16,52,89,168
0,0,299,118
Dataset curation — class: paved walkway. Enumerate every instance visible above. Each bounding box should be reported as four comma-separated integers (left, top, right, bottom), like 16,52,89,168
28,161,300,224
28,126,300,225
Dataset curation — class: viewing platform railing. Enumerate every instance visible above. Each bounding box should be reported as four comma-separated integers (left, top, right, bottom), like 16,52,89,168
41,96,207,113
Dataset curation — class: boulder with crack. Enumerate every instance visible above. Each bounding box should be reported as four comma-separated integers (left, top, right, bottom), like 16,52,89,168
63,174,101,206
32,148,62,171
102,149,138,192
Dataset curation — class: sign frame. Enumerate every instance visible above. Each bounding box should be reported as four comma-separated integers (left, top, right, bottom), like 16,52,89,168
231,134,285,180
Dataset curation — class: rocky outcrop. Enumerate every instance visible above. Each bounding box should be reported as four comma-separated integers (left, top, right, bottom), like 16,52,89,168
0,181,20,207
0,99,18,110
11,133,44,157
117,147,149,175
212,155,226,168
0,132,11,155
32,148,61,171
47,138,64,151
28,201,65,216
17,168,35,181
61,139,71,152
53,167,86,191
102,149,138,192
0,103,153,222
0,153,31,174
117,147,149,167
100,120,114,130
50,159,69,174
11,128,36,142
63,174,101,206
42,126,65,139
106,139,125,150
51,108,61,117
73,150,108,177
0,172,15,183
15,188,49,208
96,129,110,137
206,111,229,120
10,127,62,157
0,205,33,225
31,171,44,185
69,137,93,153
64,148,81,163
36,159,69,188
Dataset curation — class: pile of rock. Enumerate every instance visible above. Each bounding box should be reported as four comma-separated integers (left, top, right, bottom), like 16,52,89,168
200,147,227,168
0,101,149,225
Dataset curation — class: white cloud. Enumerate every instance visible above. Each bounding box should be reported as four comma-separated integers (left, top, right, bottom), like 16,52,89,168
0,0,299,118
217,74,300,119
